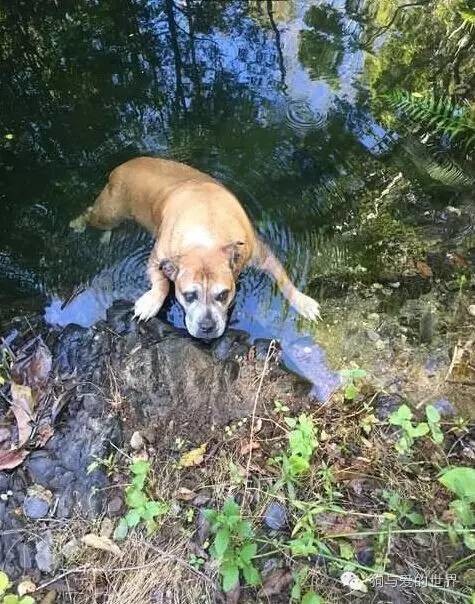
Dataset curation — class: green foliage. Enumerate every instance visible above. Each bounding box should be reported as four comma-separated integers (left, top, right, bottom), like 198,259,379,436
339,368,367,400
275,414,318,490
114,460,168,541
425,405,444,444
291,567,324,603
388,404,429,453
382,490,425,526
387,90,475,151
0,572,35,604
439,467,475,550
204,498,260,592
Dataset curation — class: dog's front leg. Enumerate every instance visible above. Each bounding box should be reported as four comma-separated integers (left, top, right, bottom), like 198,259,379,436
252,239,321,321
134,247,170,321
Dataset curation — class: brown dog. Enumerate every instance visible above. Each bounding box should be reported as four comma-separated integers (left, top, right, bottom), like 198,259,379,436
79,157,320,339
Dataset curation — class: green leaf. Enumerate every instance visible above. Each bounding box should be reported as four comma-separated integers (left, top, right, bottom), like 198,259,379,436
0,571,9,595
126,487,147,509
302,591,323,604
214,528,230,557
20,598,36,604
340,368,367,380
439,467,475,502
406,511,425,526
125,508,141,528
284,417,297,429
239,542,257,564
425,405,441,423
222,498,240,518
145,518,158,535
242,563,260,586
344,383,359,400
143,500,168,519
113,517,129,541
288,454,310,476
131,474,146,490
221,563,239,592
463,532,475,551
339,541,354,560
389,404,413,425
409,422,429,437
450,499,475,526
4,596,20,604
131,460,150,476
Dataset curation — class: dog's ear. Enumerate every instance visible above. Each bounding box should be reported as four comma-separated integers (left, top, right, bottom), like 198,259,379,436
222,241,245,275
159,258,179,281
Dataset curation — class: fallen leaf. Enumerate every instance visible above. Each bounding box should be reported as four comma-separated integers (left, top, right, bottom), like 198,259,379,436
81,533,122,556
18,579,36,596
447,251,469,268
11,338,52,390
240,440,260,456
340,571,368,593
36,423,54,446
175,487,197,501
178,443,207,468
415,260,433,279
0,448,29,470
10,382,35,446
258,569,292,597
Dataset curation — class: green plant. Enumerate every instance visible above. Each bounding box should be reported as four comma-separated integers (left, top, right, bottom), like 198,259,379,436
274,399,290,414
388,404,429,453
439,467,475,550
114,459,168,540
86,453,117,476
276,414,318,482
339,368,367,400
0,572,34,604
204,498,260,592
387,90,475,151
425,405,444,444
382,490,425,526
291,567,323,603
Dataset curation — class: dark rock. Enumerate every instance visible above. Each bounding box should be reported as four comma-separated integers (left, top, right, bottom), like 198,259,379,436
23,495,50,519
107,496,123,515
356,546,374,566
105,300,134,335
211,329,249,361
253,338,278,361
264,502,288,531
374,393,403,420
432,398,456,417
35,533,55,573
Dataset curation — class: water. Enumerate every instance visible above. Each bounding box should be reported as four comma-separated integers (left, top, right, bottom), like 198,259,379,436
1,0,473,399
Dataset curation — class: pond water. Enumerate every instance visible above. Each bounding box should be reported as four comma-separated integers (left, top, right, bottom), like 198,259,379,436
1,1,473,399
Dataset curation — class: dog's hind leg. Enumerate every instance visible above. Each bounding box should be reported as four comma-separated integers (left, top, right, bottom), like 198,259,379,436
84,180,129,230
252,238,321,321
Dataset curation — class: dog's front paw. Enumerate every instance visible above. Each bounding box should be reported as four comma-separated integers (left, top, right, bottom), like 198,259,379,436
292,291,321,321
134,290,163,321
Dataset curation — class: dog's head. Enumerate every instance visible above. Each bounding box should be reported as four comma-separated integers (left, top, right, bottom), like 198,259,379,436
159,242,244,340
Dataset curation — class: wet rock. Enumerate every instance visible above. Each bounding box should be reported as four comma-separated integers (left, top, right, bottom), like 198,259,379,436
374,393,403,420
35,533,55,573
432,398,456,417
23,494,50,519
264,502,288,531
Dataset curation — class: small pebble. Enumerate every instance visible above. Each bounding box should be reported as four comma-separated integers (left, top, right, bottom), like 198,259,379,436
130,431,144,450
432,398,456,417
107,496,123,515
23,495,50,519
468,305,475,317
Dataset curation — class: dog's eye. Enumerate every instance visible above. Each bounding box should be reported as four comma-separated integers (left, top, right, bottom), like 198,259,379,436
183,291,197,303
215,289,229,303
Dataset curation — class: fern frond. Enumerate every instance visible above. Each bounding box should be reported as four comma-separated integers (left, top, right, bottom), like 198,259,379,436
386,90,475,152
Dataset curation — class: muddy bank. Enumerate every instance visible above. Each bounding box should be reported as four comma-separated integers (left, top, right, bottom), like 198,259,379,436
0,303,309,581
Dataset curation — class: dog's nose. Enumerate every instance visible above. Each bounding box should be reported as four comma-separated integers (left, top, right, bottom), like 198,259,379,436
199,316,215,334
